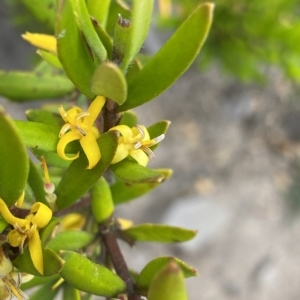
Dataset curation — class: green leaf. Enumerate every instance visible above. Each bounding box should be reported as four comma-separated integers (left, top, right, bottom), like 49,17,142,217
21,0,56,29
119,3,214,111
40,217,62,245
136,256,198,290
0,71,74,102
38,50,63,69
56,0,96,99
120,110,138,127
120,0,154,71
91,177,115,223
92,21,113,59
111,169,172,204
70,0,107,62
148,261,188,300
32,149,71,168
125,58,143,83
147,120,171,150
63,283,81,300
28,160,48,205
106,0,131,35
87,0,111,28
14,247,64,276
111,159,164,183
21,274,60,290
26,109,63,127
0,107,29,206
90,62,127,105
56,131,118,209
15,121,59,152
123,224,197,243
60,251,126,296
47,231,94,252
0,218,8,232
28,279,60,300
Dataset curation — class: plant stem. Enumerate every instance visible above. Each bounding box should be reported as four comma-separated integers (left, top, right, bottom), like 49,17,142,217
103,98,121,132
101,225,141,300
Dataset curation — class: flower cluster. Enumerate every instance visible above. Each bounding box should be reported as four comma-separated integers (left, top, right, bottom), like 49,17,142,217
0,199,52,275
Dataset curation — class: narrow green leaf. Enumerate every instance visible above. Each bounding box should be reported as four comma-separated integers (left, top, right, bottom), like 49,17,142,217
26,109,63,127
106,0,131,35
0,218,8,232
120,0,154,71
60,251,126,296
137,256,198,290
120,110,138,127
0,71,74,102
92,20,113,59
90,62,127,105
123,224,197,243
14,121,60,152
91,177,115,223
147,120,171,150
21,0,56,29
56,131,118,209
56,0,96,99
0,107,29,206
39,217,62,245
120,3,214,111
87,0,111,28
148,262,188,300
38,50,63,69
14,247,64,276
111,169,172,204
111,159,164,183
21,274,60,290
70,0,107,62
32,149,71,168
125,58,143,83
47,231,94,252
63,283,81,300
28,280,59,300
28,160,48,205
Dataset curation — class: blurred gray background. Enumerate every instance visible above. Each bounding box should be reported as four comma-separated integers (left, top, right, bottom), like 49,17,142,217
1,1,300,299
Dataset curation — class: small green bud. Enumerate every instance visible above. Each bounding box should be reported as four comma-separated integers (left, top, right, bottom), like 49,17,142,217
148,261,188,300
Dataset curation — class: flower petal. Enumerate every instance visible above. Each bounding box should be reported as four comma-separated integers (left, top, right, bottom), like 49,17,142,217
21,32,57,54
57,131,81,161
29,202,52,228
110,125,133,140
85,96,106,127
0,199,27,227
111,143,129,164
28,229,44,274
80,133,101,169
130,149,149,166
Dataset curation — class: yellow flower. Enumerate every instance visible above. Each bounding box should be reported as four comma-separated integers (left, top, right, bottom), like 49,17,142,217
0,247,29,300
21,32,57,54
57,96,105,169
0,199,52,275
109,125,165,166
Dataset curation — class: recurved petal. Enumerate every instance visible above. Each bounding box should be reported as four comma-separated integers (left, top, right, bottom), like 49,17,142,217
130,149,149,166
28,229,44,274
109,125,133,140
57,131,81,161
0,199,27,227
85,96,106,127
29,202,52,228
80,133,101,169
21,32,57,54
111,143,129,164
